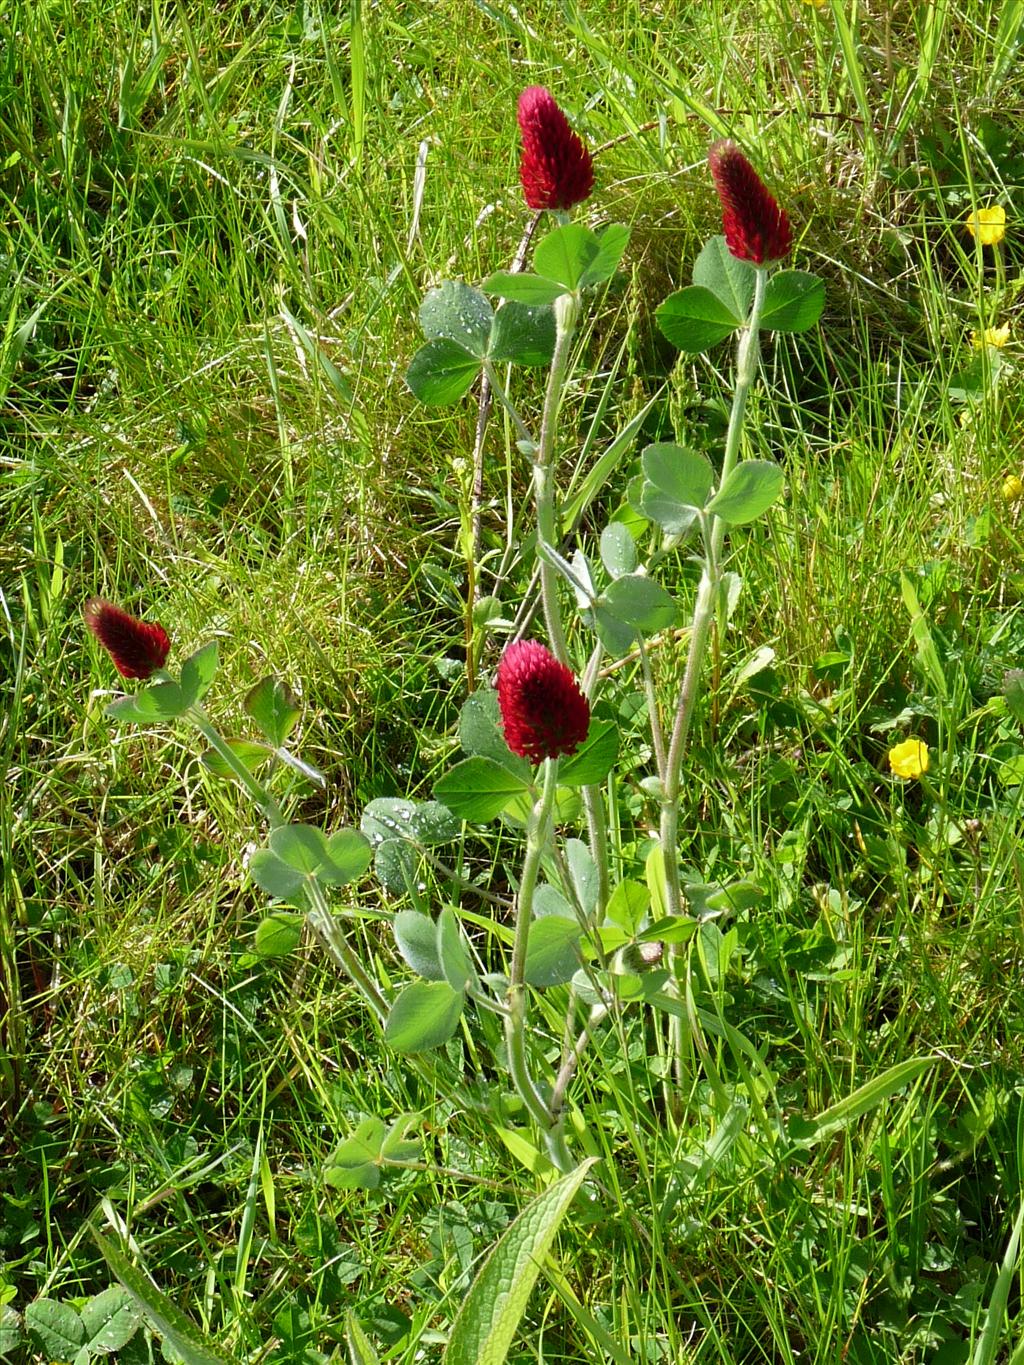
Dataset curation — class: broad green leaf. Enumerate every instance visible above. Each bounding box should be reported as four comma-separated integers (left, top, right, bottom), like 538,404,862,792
482,271,567,305
1003,670,1024,727
639,443,714,535
89,1227,234,1365
319,829,373,886
374,839,416,895
380,1113,423,1163
324,1117,386,1190
362,797,461,848
345,1312,382,1365
605,879,649,935
179,642,218,706
761,270,825,333
524,915,582,986
254,911,303,956
244,676,301,747
385,980,464,1053
533,222,600,290
706,460,784,525
25,1299,85,1358
589,603,638,657
201,738,269,780
406,339,482,405
534,884,575,919
642,443,714,510
459,690,533,779
106,680,188,724
393,910,445,980
602,575,678,633
578,222,631,287
437,906,476,992
81,1286,140,1354
570,549,596,610
104,693,162,724
442,1160,597,1365
599,523,637,578
655,286,740,353
434,756,532,821
792,1056,939,1147
691,235,755,321
419,281,493,357
636,915,697,945
566,839,598,918
269,823,327,874
698,879,765,915
558,718,618,787
249,850,306,900
0,1303,20,1356
487,301,555,366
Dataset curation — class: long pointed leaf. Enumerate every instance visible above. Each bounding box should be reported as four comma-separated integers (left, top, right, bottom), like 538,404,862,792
89,1226,233,1365
443,1159,597,1365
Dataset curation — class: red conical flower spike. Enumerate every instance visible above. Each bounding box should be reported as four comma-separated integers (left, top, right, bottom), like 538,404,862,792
517,87,594,213
708,140,792,265
84,598,171,679
496,640,590,764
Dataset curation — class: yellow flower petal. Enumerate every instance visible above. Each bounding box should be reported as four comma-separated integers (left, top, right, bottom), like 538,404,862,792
966,204,1007,246
971,324,1011,350
888,738,929,780
1003,475,1024,503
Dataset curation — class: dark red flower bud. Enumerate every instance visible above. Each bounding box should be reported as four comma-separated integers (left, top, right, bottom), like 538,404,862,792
84,598,171,679
517,86,594,213
496,640,590,764
708,140,792,265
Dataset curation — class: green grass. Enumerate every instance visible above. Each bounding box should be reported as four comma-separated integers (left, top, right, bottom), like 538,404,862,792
4,0,1024,1361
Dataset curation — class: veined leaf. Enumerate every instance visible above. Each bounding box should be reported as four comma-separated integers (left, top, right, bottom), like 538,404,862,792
442,1160,598,1365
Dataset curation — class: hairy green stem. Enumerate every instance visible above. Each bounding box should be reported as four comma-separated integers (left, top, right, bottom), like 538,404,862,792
534,292,578,665
189,706,283,826
659,267,768,916
505,758,573,1169
304,879,390,1027
189,706,388,1027
482,361,534,446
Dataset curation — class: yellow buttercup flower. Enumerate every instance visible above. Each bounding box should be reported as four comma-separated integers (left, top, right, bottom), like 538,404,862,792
966,205,1007,246
800,0,826,7
888,738,929,780
1003,474,1024,503
971,324,1011,350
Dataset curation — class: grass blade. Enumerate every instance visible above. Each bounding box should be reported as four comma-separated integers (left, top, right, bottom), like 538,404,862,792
973,1199,1024,1365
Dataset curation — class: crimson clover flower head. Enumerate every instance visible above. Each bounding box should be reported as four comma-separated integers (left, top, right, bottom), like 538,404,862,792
496,640,591,764
84,598,171,679
517,86,594,212
708,140,792,265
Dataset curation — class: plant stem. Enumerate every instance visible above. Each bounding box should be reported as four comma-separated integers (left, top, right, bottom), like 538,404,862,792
303,879,389,1027
659,267,768,917
639,637,667,782
188,706,283,826
550,1002,609,1120
505,757,572,1168
483,362,534,446
534,292,578,666
189,706,389,1025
